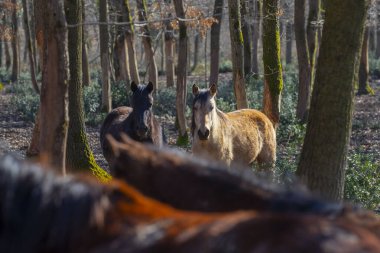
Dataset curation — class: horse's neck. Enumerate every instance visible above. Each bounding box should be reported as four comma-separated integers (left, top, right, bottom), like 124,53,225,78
209,109,227,140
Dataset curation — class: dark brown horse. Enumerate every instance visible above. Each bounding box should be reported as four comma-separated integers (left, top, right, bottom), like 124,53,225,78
1,149,380,253
100,81,164,166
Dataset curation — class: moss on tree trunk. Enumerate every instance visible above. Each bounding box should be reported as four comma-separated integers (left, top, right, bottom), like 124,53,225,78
262,0,283,127
228,0,248,109
65,0,110,181
297,0,370,201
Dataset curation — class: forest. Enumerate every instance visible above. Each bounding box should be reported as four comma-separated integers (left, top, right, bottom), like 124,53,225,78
0,0,380,251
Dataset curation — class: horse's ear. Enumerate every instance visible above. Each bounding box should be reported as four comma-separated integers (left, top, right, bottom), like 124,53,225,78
192,84,199,96
147,81,154,93
131,81,138,92
209,84,217,97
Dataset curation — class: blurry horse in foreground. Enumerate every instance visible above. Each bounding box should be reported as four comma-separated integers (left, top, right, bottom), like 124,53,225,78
191,84,276,168
100,81,164,167
1,137,380,253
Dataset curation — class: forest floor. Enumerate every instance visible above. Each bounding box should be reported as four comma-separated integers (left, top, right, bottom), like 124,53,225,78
0,78,379,173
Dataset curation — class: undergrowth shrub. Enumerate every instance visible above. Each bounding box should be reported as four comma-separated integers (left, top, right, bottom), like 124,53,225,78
9,80,39,121
345,152,380,209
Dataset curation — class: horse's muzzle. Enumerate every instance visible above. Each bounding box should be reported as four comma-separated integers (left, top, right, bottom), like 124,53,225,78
198,129,210,140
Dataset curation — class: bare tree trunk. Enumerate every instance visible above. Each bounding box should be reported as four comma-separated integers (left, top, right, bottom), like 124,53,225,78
65,0,104,175
307,0,321,82
34,0,44,72
241,0,252,76
295,0,311,122
262,0,283,128
82,0,90,86
40,0,69,174
369,25,375,52
228,0,248,109
173,0,189,145
297,0,369,201
136,0,158,91
164,12,175,87
209,0,224,86
191,34,199,72
22,0,39,94
11,0,19,83
121,0,139,84
99,0,111,112
285,22,293,64
30,0,38,72
0,39,2,68
357,27,372,95
376,1,380,59
249,0,261,77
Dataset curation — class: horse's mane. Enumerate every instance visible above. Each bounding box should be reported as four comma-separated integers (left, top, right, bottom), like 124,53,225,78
0,155,112,253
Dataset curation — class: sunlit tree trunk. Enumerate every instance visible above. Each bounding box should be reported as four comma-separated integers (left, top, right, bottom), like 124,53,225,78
22,0,39,94
295,0,311,123
11,0,19,82
307,0,320,82
136,0,158,91
357,27,373,95
191,34,199,72
82,0,90,86
376,1,380,58
228,0,248,109
241,0,251,76
164,11,175,87
209,0,224,85
121,0,139,84
249,0,261,77
297,0,369,201
99,0,111,112
173,0,189,145
262,0,283,127
39,0,69,174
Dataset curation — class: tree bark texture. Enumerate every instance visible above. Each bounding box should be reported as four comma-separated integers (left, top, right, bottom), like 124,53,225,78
65,0,103,175
241,0,252,76
82,0,90,86
250,0,262,76
228,0,248,109
191,34,199,72
294,0,311,123
39,0,69,174
296,0,370,201
11,0,19,82
22,0,39,94
306,0,320,80
209,0,224,86
262,0,283,127
376,1,380,58
357,27,372,95
164,14,175,87
285,22,293,64
121,0,140,84
34,0,44,70
136,0,158,91
99,0,111,112
173,0,189,144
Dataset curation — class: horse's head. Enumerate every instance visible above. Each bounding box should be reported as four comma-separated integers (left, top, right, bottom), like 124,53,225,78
130,81,154,140
191,84,217,141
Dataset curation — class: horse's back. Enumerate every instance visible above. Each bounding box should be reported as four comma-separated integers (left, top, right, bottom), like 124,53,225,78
100,106,133,163
226,109,276,165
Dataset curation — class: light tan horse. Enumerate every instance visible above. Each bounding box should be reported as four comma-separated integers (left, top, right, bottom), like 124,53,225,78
191,84,276,168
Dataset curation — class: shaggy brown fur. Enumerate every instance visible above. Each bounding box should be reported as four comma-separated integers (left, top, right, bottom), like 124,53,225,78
1,150,380,253
191,84,276,167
